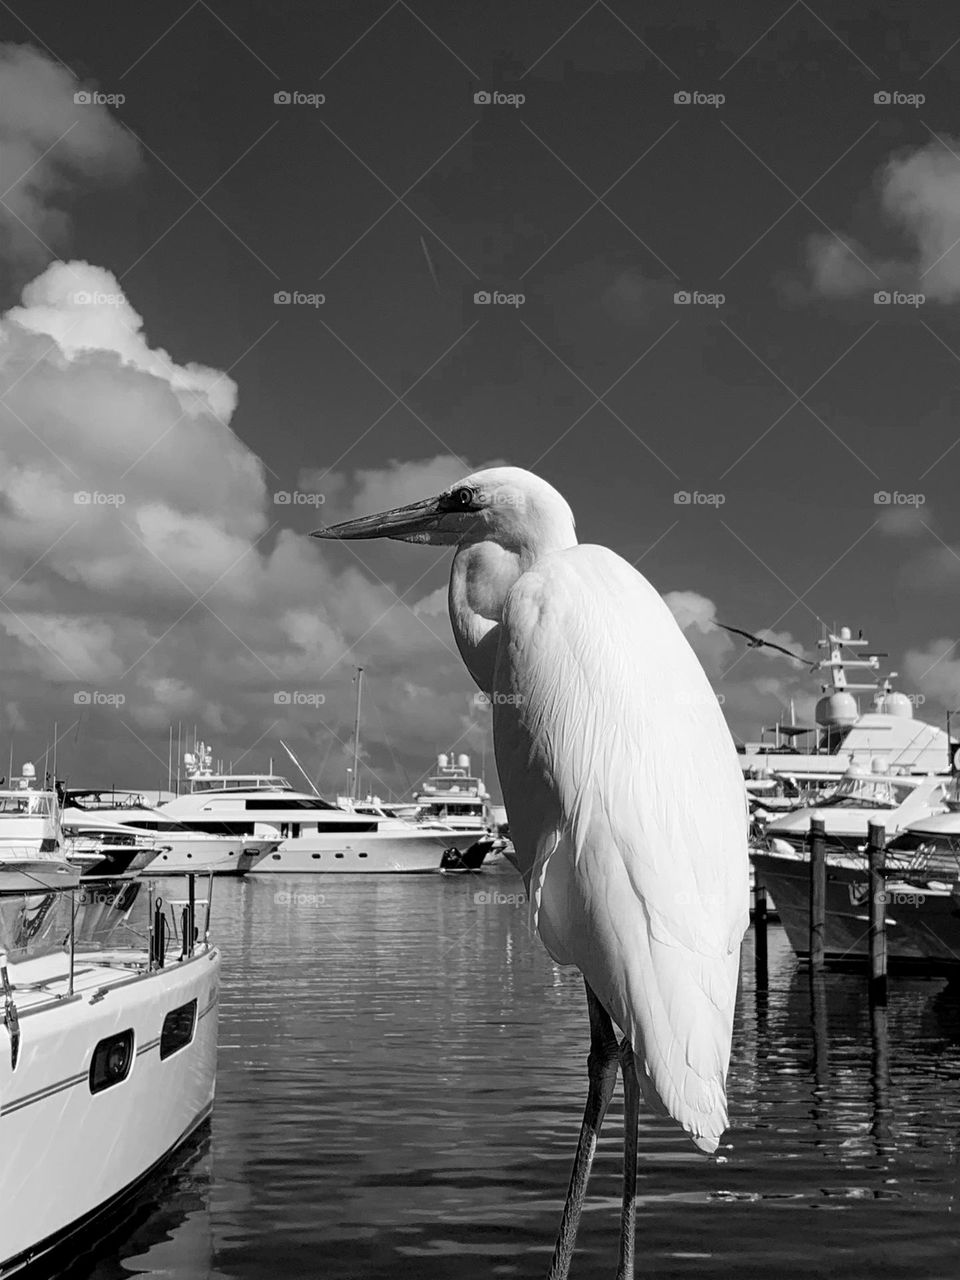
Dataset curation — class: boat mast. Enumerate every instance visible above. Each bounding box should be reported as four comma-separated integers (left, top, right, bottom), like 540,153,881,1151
351,666,364,802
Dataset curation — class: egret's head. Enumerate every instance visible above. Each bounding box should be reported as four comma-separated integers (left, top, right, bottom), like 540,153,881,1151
311,466,576,555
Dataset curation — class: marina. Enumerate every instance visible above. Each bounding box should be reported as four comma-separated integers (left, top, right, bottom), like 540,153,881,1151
39,869,960,1280
4,2,960,1276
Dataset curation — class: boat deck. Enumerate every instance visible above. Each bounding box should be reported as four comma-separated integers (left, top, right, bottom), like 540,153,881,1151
8,947,169,1015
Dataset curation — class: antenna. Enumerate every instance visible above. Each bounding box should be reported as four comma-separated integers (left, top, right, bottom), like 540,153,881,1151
352,666,364,802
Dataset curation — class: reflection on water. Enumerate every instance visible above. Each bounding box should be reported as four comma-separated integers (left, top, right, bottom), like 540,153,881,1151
74,866,960,1279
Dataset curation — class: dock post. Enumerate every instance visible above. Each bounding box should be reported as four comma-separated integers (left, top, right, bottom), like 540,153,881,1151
809,817,826,972
753,874,768,990
867,820,887,1006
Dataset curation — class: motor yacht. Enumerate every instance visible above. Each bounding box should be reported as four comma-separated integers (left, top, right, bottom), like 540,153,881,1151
740,626,954,790
161,744,487,873
0,868,219,1274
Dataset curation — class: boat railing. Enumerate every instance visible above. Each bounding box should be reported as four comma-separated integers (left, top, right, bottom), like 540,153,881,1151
0,871,214,1002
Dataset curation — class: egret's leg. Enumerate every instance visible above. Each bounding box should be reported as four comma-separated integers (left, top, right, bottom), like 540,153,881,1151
616,1041,640,1280
547,982,619,1280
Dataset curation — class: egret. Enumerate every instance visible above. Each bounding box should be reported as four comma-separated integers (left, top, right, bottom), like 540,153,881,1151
313,467,749,1278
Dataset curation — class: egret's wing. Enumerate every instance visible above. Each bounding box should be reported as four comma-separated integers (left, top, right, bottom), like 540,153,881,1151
493,544,749,1152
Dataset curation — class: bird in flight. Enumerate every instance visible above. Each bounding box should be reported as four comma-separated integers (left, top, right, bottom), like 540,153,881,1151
718,623,813,668
314,467,750,1279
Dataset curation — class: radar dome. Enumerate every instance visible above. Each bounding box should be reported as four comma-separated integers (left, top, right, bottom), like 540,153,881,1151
879,691,913,719
816,692,858,728
840,626,852,640
456,753,470,769
437,753,449,768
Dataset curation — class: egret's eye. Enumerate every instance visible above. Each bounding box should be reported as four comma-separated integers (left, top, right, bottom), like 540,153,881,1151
456,488,473,508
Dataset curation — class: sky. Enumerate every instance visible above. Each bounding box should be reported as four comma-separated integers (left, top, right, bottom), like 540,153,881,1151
2,0,960,800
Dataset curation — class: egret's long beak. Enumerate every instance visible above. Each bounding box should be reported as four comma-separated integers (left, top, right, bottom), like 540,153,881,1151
311,495,444,542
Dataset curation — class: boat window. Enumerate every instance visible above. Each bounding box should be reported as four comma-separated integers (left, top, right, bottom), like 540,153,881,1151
160,999,197,1060
820,778,915,809
89,1030,135,1093
244,798,338,811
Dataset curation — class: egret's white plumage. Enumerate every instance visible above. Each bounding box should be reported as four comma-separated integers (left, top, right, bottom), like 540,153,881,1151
313,464,750,1271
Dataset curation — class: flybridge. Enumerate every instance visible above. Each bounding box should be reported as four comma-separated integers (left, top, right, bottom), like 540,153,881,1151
740,626,953,778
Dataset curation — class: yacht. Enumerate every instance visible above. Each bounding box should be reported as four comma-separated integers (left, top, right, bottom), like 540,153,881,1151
740,626,954,790
0,764,74,891
59,817,162,877
159,745,487,874
62,781,277,876
760,765,949,856
412,753,495,832
0,865,220,1274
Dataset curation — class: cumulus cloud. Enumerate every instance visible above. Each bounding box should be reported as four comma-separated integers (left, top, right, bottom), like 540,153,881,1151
803,138,960,303
0,264,500,790
0,44,140,269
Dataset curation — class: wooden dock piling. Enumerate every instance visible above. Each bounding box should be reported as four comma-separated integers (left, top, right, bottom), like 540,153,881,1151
753,874,768,990
809,817,826,972
867,820,888,1006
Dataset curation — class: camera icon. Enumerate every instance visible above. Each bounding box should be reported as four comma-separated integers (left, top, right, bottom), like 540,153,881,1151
473,891,492,904
274,491,291,504
874,91,891,105
274,291,291,304
72,291,91,305
474,290,491,304
74,491,91,504
274,91,291,104
274,691,291,704
474,91,491,105
673,491,692,504
473,691,491,707
673,291,691,304
73,91,91,105
674,91,691,105
74,691,91,705
874,491,892,504
873,290,891,304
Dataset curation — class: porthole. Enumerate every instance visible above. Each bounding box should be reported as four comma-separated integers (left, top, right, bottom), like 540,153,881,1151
272,853,281,860
160,999,197,1060
311,853,321,860
358,853,368,859
335,853,344,859
90,1030,134,1093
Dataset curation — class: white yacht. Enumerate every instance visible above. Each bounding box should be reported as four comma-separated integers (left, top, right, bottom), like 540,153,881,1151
740,626,953,789
762,765,950,856
0,764,74,891
59,817,162,877
158,745,486,874
412,753,494,832
0,867,220,1274
62,778,276,876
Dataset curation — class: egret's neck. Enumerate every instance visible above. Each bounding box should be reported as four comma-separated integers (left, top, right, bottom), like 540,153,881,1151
449,523,576,692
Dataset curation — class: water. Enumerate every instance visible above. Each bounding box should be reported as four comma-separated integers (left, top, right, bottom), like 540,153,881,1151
75,863,960,1280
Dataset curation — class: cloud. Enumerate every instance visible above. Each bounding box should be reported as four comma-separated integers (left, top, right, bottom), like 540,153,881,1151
803,138,960,302
0,45,140,269
0,262,502,790
301,454,490,524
